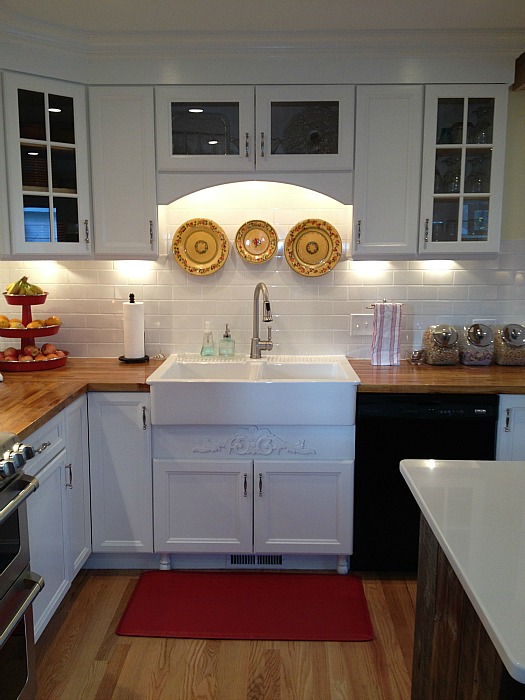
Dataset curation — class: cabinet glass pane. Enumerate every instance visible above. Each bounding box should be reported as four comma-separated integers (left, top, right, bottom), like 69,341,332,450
270,101,339,154
20,144,48,190
170,102,240,155
465,149,492,193
23,195,52,242
435,149,462,193
432,199,459,242
467,98,494,144
436,98,465,144
49,94,75,144
462,199,489,241
18,89,46,140
51,147,77,192
54,197,79,243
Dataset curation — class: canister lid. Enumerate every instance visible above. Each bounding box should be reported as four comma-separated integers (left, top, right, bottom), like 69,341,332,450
432,324,458,347
501,324,525,346
466,323,493,347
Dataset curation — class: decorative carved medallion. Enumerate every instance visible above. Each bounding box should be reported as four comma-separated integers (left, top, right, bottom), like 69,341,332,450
193,425,316,456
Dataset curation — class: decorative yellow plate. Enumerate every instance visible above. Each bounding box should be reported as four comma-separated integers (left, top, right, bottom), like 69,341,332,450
284,219,342,276
172,219,229,275
235,220,278,264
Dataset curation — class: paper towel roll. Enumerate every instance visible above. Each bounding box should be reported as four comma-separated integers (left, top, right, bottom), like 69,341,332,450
123,300,145,359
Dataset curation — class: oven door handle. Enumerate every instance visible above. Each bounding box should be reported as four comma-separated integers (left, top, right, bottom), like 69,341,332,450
0,572,44,648
0,474,39,526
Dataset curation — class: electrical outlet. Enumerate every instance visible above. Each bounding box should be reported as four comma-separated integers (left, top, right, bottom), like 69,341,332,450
351,314,374,336
472,318,496,326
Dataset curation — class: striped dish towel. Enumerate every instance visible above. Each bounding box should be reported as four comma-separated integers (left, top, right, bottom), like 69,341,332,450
371,302,403,365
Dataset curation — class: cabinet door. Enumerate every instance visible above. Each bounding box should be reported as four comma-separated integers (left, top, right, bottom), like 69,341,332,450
155,85,255,172
3,72,92,257
253,460,354,554
27,451,69,641
153,458,253,553
255,85,354,172
88,393,153,553
0,74,11,255
64,395,91,579
90,86,158,258
496,396,525,460
353,85,423,258
419,84,508,255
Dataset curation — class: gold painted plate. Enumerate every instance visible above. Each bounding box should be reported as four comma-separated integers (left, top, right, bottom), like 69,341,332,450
172,219,229,275
284,219,342,276
235,220,278,264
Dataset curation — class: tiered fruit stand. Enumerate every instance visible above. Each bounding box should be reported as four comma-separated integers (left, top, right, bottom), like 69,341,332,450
0,293,68,371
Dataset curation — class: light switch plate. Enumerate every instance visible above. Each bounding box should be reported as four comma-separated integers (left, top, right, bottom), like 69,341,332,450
351,314,374,336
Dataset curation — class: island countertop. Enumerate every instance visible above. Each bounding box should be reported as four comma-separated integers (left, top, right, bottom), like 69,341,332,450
1,357,525,439
400,458,525,684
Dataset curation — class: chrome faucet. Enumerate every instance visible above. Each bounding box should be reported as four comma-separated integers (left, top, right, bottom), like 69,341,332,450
250,282,273,359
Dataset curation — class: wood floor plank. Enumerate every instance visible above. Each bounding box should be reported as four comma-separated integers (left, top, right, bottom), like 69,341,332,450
36,570,415,700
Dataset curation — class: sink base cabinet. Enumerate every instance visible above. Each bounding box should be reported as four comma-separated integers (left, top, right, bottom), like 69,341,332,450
153,450,354,572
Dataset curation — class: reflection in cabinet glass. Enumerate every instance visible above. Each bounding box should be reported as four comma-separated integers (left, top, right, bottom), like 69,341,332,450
17,89,81,245
170,102,240,156
269,101,339,155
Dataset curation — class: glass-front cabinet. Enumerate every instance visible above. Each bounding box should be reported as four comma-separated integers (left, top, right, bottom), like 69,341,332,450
419,84,508,255
3,73,91,257
155,85,354,172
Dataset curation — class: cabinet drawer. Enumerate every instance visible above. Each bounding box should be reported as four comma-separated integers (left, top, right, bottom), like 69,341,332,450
24,412,66,477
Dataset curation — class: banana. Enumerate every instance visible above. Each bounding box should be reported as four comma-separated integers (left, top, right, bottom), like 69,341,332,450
4,276,44,295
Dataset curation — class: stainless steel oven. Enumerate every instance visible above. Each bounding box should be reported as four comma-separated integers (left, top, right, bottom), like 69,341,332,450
0,433,43,700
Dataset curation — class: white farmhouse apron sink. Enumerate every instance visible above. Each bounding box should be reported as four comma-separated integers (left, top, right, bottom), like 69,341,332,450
147,354,360,425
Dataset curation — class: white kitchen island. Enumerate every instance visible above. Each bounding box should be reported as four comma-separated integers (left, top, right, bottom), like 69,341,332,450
400,458,525,700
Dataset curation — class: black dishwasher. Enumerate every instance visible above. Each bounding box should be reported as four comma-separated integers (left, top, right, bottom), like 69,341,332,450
352,393,499,572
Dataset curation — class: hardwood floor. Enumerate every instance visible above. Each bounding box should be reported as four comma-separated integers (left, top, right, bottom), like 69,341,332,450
35,570,416,700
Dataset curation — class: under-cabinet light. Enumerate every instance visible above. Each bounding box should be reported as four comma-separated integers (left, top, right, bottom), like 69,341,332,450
27,151,39,156
188,108,203,113
48,108,61,113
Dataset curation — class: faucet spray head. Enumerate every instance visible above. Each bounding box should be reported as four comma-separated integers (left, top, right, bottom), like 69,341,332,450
263,301,272,322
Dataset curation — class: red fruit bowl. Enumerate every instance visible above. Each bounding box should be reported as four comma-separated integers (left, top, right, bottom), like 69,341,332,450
0,350,69,372
3,292,48,306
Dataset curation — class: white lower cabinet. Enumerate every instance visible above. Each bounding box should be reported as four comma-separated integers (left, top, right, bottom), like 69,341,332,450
88,392,153,553
496,395,525,460
153,457,353,557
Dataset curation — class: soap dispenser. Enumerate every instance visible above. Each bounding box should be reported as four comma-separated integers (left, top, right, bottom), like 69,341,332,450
219,323,235,356
200,321,216,356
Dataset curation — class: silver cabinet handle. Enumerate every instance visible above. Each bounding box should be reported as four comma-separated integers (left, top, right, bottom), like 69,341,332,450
505,407,511,432
149,220,154,245
84,219,90,244
243,473,248,497
258,473,263,497
424,218,429,244
245,132,250,158
142,406,147,430
65,463,73,489
35,441,51,454
260,132,265,158
357,219,362,245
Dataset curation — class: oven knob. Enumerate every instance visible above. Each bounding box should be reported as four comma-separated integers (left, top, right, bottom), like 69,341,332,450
13,443,35,461
8,451,25,470
0,459,16,478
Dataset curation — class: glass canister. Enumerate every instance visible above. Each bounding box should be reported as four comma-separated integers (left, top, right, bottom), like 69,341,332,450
493,324,525,365
423,324,459,365
459,323,494,365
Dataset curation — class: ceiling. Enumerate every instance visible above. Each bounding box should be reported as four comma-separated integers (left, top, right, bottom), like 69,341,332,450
1,0,525,36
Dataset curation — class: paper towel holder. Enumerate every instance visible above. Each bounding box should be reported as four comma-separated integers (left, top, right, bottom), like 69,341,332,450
366,299,404,309
118,293,149,364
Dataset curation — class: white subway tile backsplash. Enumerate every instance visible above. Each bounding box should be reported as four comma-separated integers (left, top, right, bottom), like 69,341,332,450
1,181,525,360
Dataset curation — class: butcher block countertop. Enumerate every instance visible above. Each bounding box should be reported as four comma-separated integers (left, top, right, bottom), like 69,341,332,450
1,357,525,439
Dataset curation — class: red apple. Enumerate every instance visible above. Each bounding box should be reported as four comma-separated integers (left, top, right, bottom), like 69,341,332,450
23,345,39,358
3,347,18,357
41,343,57,355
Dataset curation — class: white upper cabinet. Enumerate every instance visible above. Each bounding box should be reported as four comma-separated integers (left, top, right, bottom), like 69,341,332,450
89,86,158,258
3,72,92,257
353,85,423,258
419,84,508,256
155,84,354,173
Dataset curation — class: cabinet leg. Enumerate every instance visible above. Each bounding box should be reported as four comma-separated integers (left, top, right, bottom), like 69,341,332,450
337,555,349,575
159,553,171,570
